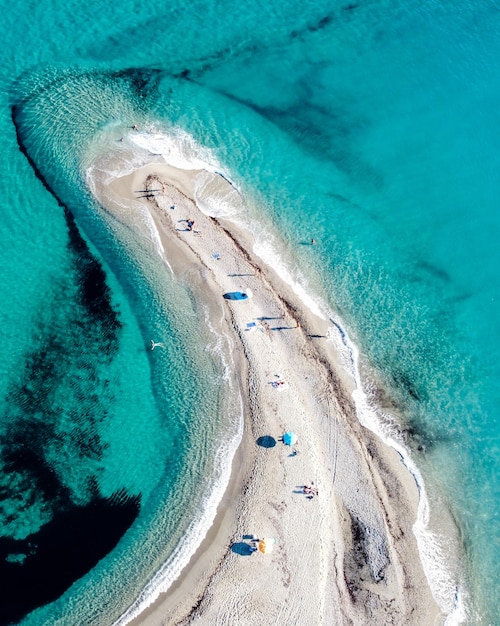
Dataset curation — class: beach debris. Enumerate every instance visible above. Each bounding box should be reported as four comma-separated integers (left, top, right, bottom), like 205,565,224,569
212,252,221,260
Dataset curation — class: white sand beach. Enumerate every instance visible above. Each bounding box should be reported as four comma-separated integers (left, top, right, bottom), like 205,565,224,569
97,159,442,625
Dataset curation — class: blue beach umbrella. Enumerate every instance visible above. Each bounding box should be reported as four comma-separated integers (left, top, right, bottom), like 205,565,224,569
283,431,298,446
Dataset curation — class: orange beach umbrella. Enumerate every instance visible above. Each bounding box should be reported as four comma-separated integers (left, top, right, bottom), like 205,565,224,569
258,537,274,554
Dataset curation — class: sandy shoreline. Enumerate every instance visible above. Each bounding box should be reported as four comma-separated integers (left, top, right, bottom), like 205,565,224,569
97,158,443,625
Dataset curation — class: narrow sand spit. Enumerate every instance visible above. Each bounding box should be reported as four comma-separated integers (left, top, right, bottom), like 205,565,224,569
100,162,441,626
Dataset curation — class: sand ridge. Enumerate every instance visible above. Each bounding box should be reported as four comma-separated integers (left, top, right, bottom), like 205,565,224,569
101,162,442,626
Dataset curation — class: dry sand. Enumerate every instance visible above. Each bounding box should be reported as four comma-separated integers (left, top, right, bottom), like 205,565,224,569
97,160,442,625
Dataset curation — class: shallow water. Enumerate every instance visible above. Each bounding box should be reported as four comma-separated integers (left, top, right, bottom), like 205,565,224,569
0,0,498,624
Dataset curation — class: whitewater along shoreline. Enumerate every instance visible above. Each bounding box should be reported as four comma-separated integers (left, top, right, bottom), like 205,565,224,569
95,159,443,625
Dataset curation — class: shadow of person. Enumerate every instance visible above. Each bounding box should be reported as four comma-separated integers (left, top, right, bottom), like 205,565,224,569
256,435,277,448
231,542,254,556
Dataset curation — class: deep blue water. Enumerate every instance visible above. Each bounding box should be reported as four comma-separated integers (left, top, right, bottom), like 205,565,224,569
0,1,498,624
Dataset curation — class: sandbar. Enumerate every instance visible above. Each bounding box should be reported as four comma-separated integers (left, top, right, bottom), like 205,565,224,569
97,159,442,625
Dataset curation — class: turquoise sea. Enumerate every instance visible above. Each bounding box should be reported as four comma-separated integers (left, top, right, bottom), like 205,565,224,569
0,1,498,624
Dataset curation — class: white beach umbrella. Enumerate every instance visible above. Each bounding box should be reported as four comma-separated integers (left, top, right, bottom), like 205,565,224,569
258,537,275,554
